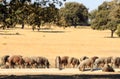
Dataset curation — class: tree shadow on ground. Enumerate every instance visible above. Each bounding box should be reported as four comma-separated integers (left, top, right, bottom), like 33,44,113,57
40,28,53,30
0,33,21,35
32,27,66,33
38,30,65,33
104,36,119,38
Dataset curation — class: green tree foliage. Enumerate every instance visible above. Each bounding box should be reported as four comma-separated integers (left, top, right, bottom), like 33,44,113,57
89,9,98,21
28,2,59,31
15,1,31,29
58,2,89,28
90,1,120,38
0,0,66,30
0,0,31,29
0,3,6,29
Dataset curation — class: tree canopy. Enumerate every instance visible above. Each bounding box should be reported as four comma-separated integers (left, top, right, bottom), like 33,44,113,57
58,2,89,28
90,0,120,37
0,0,66,30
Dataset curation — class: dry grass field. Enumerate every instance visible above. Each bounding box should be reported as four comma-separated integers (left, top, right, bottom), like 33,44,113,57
0,26,120,68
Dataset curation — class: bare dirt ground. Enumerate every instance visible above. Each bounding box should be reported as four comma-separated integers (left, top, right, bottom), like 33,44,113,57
0,68,120,75
0,26,120,77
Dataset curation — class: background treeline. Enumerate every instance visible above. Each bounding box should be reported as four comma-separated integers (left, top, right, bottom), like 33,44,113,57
0,0,89,30
0,0,120,37
0,0,65,30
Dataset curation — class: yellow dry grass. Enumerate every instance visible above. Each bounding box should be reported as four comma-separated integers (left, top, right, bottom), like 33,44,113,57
0,26,120,67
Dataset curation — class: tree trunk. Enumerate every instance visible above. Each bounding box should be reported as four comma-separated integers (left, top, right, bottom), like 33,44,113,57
21,21,24,29
37,23,40,31
32,26,35,31
2,25,6,30
74,23,77,28
74,25,77,28
111,30,114,38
